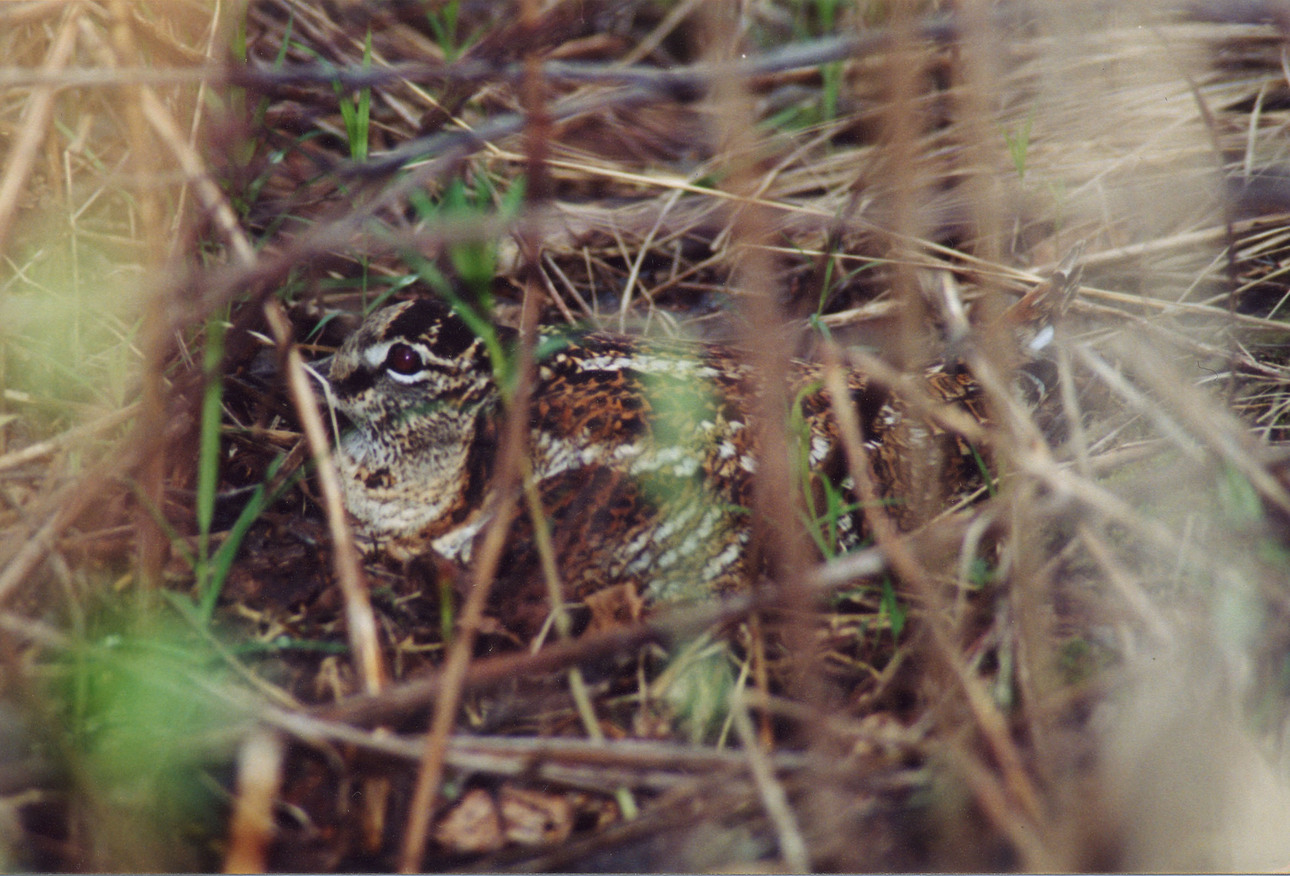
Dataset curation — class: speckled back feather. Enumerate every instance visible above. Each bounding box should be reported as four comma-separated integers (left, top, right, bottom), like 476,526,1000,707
327,262,1077,635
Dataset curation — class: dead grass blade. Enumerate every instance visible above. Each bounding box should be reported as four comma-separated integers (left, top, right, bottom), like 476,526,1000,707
223,729,285,874
264,300,384,696
0,4,80,256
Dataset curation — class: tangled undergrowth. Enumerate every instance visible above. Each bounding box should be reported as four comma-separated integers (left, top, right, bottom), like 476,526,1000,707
6,0,1290,871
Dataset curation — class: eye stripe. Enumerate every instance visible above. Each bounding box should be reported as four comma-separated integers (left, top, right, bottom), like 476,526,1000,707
330,364,376,398
361,340,462,373
382,347,466,385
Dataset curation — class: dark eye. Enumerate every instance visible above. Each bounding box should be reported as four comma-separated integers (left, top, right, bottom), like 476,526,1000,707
384,342,423,376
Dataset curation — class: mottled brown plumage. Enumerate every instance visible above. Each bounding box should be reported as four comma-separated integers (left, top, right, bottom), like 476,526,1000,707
327,261,1077,635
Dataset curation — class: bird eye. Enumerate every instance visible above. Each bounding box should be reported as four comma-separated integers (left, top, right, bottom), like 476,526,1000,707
384,342,423,376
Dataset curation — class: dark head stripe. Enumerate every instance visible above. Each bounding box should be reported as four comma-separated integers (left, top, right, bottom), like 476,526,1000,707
386,299,482,362
330,363,377,398
386,299,452,341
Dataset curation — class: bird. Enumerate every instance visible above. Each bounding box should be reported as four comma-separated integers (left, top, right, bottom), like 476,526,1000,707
325,257,1079,637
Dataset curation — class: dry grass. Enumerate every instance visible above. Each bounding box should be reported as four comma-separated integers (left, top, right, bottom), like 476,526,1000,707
5,0,1290,871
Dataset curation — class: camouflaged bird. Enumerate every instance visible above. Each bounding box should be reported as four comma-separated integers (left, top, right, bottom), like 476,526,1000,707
327,258,1079,635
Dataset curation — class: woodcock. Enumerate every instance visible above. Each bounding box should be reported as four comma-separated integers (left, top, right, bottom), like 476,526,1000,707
327,259,1080,636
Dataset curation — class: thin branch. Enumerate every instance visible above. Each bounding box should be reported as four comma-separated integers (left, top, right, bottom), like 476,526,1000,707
263,300,385,696
222,729,285,874
820,347,1053,868
0,4,81,257
731,690,810,872
0,404,136,474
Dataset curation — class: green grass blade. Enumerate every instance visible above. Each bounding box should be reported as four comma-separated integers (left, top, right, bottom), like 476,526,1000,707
199,455,296,623
194,314,226,604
